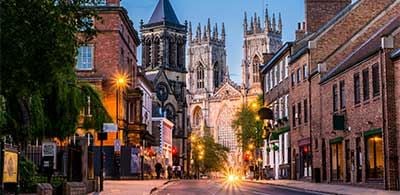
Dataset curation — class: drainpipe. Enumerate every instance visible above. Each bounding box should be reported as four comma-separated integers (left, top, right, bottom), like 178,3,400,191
380,48,389,190
307,49,314,181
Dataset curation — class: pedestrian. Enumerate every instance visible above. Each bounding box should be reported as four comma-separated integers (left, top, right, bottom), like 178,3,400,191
155,162,162,179
167,165,172,180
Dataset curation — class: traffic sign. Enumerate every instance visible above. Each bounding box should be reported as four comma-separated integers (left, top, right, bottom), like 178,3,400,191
103,123,117,132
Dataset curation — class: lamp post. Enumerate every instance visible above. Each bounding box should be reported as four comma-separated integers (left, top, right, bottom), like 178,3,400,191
114,73,127,179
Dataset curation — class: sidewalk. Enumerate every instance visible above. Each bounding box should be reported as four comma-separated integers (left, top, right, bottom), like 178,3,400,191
91,180,171,195
246,179,400,195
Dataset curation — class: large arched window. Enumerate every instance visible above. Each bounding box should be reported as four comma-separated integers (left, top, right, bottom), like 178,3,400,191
253,56,261,83
193,107,202,128
213,62,220,88
217,106,237,152
196,65,205,89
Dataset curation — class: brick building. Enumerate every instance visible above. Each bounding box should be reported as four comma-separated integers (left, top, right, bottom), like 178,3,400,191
75,0,145,177
260,42,292,179
279,0,400,190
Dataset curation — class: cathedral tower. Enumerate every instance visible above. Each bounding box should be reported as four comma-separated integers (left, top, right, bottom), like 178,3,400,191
141,0,188,169
242,7,283,95
187,19,227,96
187,19,227,134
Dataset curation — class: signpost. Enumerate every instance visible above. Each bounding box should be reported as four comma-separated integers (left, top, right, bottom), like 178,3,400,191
98,123,114,192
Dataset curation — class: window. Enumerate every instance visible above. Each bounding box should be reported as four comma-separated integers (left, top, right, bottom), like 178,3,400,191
266,73,270,92
339,80,346,109
285,95,289,118
292,105,296,127
291,73,295,87
297,68,301,83
279,97,284,119
272,67,276,87
277,63,281,83
280,61,284,82
362,68,370,101
333,84,338,112
270,71,273,89
303,64,308,79
128,102,135,123
253,56,261,83
304,99,308,123
372,64,380,97
76,45,94,70
214,62,220,88
196,65,205,89
365,135,384,180
354,73,361,104
297,102,302,125
285,56,289,78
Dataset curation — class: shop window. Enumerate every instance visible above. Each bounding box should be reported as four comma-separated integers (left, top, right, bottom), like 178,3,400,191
365,135,384,180
331,142,344,181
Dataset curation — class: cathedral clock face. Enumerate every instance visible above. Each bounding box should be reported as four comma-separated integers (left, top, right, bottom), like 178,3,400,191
156,83,169,102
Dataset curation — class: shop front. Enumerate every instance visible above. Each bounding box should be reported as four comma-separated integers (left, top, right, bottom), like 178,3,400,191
298,138,311,179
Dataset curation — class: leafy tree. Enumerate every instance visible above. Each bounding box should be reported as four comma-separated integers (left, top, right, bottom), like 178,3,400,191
192,133,229,174
232,98,264,152
0,0,110,144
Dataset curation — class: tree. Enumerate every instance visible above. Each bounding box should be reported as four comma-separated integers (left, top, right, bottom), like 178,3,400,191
191,133,229,174
231,97,264,152
0,0,110,144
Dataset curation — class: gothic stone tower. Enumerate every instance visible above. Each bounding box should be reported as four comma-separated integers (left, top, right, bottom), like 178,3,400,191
242,8,283,95
141,0,188,168
187,19,227,134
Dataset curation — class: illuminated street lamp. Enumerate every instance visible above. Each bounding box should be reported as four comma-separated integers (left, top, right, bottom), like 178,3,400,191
113,72,128,179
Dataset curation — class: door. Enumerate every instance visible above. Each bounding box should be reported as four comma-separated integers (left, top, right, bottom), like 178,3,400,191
356,137,362,182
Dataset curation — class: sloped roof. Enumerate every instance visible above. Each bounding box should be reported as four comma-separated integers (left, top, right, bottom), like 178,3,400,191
320,17,400,84
148,0,180,25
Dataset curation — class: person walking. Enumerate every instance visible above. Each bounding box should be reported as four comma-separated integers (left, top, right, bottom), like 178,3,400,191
167,165,172,180
155,162,162,179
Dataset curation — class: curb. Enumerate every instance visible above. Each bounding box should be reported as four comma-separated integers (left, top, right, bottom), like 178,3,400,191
149,180,177,194
245,180,340,195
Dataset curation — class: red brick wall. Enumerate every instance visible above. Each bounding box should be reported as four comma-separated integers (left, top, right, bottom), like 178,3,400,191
324,3,400,71
305,0,351,33
320,54,383,183
289,53,312,179
76,9,139,146
310,0,395,70
394,57,400,185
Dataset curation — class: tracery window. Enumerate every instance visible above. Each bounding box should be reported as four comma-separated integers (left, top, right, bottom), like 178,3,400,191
252,56,261,83
197,65,205,89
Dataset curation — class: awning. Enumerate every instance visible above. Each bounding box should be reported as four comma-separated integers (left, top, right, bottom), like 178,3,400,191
363,128,382,137
329,137,344,144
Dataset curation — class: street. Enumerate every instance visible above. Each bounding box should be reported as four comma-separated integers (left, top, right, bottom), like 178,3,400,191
153,180,322,195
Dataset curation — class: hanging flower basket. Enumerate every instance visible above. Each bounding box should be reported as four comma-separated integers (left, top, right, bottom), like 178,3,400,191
273,145,279,151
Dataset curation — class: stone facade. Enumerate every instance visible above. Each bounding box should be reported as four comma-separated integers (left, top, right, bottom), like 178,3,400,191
140,0,189,172
188,8,283,166
242,9,283,95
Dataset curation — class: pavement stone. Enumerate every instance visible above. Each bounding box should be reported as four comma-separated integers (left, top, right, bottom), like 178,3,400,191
246,179,400,195
91,180,170,195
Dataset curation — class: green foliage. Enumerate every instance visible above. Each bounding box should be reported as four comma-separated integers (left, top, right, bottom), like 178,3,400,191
192,135,229,173
0,0,109,143
231,104,263,151
20,158,38,193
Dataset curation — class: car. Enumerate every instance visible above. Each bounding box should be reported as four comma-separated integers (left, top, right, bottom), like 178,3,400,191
200,174,209,179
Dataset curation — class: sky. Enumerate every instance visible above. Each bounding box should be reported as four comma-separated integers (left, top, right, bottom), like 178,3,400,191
122,0,305,83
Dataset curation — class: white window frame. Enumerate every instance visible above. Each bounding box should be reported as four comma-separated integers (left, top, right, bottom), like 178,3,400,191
285,56,289,78
76,45,94,70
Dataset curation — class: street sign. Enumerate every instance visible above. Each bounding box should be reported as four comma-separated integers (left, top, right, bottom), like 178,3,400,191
114,139,121,152
103,123,117,132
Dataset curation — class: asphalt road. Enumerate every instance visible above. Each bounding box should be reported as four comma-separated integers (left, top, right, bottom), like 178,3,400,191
152,179,323,195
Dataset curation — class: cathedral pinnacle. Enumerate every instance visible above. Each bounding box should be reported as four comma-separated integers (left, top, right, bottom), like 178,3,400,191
278,13,283,34
272,13,276,32
188,21,192,42
213,23,218,41
244,12,248,34
207,18,211,41
221,22,226,43
196,23,201,41
203,25,207,41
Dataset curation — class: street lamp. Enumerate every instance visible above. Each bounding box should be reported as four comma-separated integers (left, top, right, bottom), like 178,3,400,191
113,72,128,179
